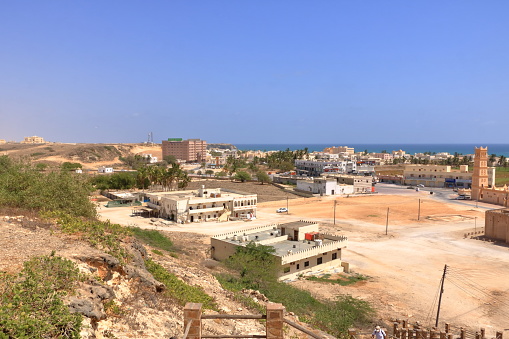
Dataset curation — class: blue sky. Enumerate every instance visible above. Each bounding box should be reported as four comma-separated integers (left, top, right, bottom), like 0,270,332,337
1,1,508,144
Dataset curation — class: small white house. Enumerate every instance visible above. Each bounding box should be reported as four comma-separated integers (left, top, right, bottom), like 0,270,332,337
98,166,114,173
296,177,355,196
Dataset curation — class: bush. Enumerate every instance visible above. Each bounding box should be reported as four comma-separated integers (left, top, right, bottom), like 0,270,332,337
0,255,83,338
0,156,96,218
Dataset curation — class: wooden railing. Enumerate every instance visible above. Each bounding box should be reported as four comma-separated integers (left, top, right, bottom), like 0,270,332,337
183,303,329,339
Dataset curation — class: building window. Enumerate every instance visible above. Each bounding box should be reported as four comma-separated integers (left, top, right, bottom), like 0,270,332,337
283,267,290,273
304,261,309,267
296,264,300,269
332,253,337,260
317,257,323,265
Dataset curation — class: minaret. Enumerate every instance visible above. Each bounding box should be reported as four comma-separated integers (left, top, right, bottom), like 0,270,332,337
471,147,489,201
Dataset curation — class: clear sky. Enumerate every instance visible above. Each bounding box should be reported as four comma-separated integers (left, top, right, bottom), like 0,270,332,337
1,1,508,144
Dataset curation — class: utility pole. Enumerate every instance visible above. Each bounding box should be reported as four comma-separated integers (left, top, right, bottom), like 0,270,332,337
474,216,477,233
435,265,448,327
385,207,389,235
418,199,421,221
333,200,337,225
286,196,289,214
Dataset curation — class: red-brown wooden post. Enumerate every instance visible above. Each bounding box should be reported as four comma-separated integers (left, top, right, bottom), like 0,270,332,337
266,303,284,339
481,328,485,339
184,303,202,339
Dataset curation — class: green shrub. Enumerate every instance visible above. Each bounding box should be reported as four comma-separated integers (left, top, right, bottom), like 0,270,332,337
130,227,174,252
0,255,83,338
52,213,131,262
0,156,96,218
306,273,369,286
145,259,216,310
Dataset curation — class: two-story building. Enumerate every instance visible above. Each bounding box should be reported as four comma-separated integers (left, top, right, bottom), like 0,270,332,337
403,164,495,188
211,221,349,280
145,186,257,223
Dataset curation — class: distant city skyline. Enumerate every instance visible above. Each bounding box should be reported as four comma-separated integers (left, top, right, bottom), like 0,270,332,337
1,1,508,144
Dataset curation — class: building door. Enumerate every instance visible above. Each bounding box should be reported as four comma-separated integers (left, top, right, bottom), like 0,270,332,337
190,216,194,222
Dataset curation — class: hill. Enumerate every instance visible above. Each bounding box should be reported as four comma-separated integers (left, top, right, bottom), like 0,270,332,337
0,143,162,169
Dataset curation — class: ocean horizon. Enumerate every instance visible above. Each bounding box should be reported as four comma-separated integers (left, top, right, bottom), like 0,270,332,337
234,143,509,157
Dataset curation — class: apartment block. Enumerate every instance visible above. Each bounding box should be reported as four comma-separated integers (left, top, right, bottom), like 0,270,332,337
162,138,207,163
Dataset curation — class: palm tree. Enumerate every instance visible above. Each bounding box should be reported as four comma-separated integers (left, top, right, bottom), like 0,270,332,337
136,166,149,191
489,153,497,166
498,155,507,167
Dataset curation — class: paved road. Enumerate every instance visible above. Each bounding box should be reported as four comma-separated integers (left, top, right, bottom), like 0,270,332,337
375,183,499,211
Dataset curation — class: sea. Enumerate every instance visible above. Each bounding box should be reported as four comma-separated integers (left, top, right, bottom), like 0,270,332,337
234,144,509,157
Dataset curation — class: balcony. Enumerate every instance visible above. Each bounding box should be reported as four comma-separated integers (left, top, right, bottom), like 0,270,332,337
188,206,225,214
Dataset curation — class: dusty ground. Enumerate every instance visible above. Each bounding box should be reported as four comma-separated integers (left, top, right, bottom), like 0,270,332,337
98,186,509,337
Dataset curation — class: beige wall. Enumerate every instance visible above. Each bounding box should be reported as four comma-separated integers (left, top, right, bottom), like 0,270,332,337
485,209,509,243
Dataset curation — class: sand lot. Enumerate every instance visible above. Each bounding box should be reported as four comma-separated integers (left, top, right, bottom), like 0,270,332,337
98,187,509,336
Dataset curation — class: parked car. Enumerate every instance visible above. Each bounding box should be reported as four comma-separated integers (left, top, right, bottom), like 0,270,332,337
417,184,425,187
276,207,288,213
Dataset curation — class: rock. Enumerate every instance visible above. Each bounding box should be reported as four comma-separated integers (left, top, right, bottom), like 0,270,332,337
68,297,106,321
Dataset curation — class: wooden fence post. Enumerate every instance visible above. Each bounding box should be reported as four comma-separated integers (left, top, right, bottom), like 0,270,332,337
481,328,485,339
266,303,284,339
495,331,503,339
184,303,202,339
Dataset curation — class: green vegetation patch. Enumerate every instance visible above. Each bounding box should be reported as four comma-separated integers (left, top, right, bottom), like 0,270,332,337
144,259,216,310
30,152,45,157
495,167,509,186
306,273,369,286
130,227,174,252
0,156,96,218
52,214,131,262
0,255,83,338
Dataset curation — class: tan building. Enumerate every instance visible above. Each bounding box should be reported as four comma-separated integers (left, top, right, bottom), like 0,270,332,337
0,139,6,144
211,221,348,280
485,208,509,243
323,146,355,154
21,136,46,144
162,138,207,163
471,147,508,206
402,164,496,188
146,186,256,223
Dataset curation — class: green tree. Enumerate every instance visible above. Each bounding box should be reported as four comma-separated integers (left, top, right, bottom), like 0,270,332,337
205,169,214,177
163,155,178,165
234,171,251,182
225,243,279,288
256,171,271,185
489,153,497,166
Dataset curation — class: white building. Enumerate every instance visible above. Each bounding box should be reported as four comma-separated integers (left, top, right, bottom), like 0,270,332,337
295,160,357,176
211,221,349,280
145,186,257,223
98,166,114,173
296,177,355,196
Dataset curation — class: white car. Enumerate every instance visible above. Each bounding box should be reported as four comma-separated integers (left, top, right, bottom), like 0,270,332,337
416,184,425,187
276,207,288,213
